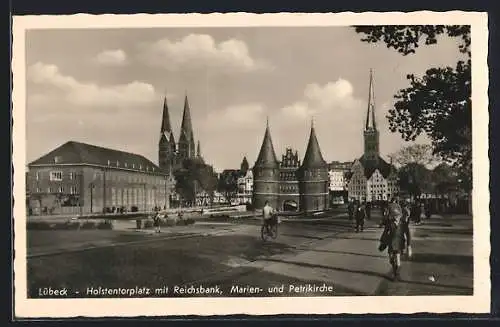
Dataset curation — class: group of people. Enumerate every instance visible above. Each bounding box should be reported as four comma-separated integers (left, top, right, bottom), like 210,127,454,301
347,200,372,233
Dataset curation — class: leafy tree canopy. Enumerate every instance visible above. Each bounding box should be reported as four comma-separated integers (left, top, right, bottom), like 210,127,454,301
354,25,472,190
389,144,440,168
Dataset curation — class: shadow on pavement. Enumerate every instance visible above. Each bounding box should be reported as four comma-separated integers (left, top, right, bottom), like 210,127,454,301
261,258,393,281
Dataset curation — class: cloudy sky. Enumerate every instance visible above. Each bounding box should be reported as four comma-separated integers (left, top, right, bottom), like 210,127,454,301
25,27,466,172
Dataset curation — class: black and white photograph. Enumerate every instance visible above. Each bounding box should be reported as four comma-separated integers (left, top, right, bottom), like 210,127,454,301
13,12,490,317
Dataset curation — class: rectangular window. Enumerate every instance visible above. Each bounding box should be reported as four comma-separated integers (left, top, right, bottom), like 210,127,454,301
36,187,41,193
68,172,74,180
36,172,40,180
58,186,64,193
48,187,53,193
49,171,63,181
69,186,77,194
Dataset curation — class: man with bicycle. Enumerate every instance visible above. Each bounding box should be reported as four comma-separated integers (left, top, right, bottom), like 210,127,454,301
262,200,277,234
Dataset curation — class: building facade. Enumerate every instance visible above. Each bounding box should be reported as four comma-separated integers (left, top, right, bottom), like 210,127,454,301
27,141,175,215
236,169,253,204
347,70,399,202
252,120,329,213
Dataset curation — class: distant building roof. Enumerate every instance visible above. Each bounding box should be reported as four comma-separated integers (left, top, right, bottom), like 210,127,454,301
28,140,165,174
358,154,396,179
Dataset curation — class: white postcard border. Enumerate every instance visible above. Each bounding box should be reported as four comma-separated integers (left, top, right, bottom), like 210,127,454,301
12,11,490,317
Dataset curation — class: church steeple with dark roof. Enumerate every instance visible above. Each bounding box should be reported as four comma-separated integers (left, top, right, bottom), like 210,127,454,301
363,69,380,165
178,93,196,159
158,95,176,172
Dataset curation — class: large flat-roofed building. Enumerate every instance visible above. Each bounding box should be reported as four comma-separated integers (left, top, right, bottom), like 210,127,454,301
27,141,175,215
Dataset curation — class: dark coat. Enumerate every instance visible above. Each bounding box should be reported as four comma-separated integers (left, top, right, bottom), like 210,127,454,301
379,219,406,253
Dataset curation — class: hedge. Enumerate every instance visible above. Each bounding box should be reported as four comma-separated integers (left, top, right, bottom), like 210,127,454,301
27,219,114,231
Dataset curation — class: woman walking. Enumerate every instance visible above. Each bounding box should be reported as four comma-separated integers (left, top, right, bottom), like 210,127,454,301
379,201,406,281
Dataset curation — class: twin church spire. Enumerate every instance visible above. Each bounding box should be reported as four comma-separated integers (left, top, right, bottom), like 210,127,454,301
158,92,202,172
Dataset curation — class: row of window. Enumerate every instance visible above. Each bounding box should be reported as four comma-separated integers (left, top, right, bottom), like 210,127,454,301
280,186,298,193
35,186,78,194
110,187,162,207
106,160,156,172
38,170,168,185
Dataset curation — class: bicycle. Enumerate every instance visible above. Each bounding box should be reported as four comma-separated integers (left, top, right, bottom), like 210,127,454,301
261,214,278,241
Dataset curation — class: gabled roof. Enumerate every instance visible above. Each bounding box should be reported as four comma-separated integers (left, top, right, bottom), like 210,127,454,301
301,124,327,169
254,122,279,169
29,141,164,174
358,154,395,179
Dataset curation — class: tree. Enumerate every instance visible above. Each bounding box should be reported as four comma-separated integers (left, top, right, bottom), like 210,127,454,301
174,158,218,207
354,25,472,191
389,144,440,168
240,157,249,175
431,163,460,196
217,169,240,203
398,163,433,198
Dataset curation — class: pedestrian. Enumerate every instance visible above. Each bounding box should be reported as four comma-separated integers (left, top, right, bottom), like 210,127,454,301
153,212,161,233
355,201,366,232
413,200,422,225
401,199,412,259
424,200,432,219
347,200,354,221
378,201,406,281
365,201,372,220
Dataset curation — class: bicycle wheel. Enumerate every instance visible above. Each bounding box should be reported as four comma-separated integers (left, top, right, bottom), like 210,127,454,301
270,224,278,239
261,225,269,241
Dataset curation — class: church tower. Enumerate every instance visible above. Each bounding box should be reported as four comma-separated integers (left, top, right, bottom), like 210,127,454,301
158,96,176,172
298,120,329,212
364,69,380,166
177,94,196,162
252,118,280,210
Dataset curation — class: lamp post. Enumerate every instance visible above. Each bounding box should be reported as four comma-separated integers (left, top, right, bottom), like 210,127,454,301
89,182,95,213
152,185,157,211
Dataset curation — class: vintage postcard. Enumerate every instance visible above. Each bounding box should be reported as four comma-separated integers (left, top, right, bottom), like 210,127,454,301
12,12,490,317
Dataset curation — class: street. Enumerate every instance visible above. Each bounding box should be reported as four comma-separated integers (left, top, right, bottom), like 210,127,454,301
27,211,473,298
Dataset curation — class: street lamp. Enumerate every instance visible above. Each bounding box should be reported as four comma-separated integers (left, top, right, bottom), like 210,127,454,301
89,182,95,213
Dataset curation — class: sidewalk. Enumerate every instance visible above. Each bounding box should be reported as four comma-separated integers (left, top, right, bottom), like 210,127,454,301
237,216,472,296
243,222,391,295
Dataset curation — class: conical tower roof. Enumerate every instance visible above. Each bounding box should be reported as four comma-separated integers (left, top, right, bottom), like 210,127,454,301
365,69,377,131
301,121,327,169
254,119,279,169
180,94,194,141
160,96,172,133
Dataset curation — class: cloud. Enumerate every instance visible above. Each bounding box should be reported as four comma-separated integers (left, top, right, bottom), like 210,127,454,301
27,62,157,108
95,49,128,66
281,78,364,121
138,34,272,73
204,103,266,130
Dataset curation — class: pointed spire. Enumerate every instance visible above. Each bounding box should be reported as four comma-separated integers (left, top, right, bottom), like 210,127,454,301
197,140,201,158
302,122,327,169
160,95,172,133
180,93,194,141
365,69,377,131
254,120,279,169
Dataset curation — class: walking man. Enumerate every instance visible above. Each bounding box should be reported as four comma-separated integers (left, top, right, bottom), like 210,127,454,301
355,201,366,232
